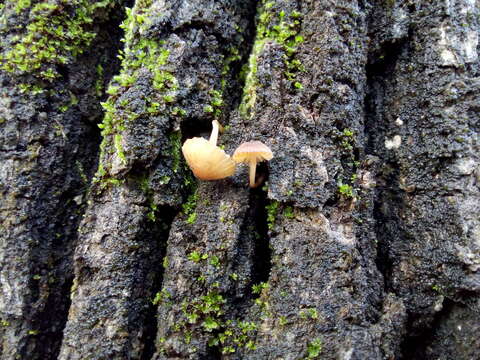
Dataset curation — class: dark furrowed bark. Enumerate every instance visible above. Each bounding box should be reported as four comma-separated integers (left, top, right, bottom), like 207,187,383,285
368,0,480,357
0,0,478,359
59,0,257,359
227,0,405,358
0,1,128,359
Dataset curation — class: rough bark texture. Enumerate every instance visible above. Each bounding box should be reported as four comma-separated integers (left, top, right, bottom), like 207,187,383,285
0,0,479,359
0,1,129,358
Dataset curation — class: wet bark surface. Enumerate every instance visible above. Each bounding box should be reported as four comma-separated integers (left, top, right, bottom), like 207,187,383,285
0,0,479,359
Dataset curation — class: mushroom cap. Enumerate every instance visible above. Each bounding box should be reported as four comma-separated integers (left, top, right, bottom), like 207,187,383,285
232,141,273,163
182,137,236,180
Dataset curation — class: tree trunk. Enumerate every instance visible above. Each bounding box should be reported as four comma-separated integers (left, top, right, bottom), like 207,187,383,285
1,0,478,359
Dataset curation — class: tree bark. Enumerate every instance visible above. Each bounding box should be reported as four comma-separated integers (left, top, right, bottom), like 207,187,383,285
0,0,479,359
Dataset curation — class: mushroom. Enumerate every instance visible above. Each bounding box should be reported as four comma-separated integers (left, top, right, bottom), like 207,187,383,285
232,141,273,187
182,120,236,180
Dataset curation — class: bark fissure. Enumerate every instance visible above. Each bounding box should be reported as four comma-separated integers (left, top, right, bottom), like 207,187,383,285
249,188,272,289
365,37,409,292
140,206,177,360
400,298,454,359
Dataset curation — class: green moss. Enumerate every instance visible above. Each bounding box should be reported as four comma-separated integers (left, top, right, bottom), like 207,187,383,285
206,89,224,118
182,190,198,224
299,307,318,320
1,0,112,83
335,128,360,199
239,1,304,118
94,3,178,182
168,131,182,173
283,205,294,219
209,255,220,268
15,0,31,14
252,282,269,295
157,287,258,355
337,183,354,198
95,63,104,96
18,83,44,95
113,134,126,163
152,288,172,305
188,250,208,263
239,39,266,117
265,200,279,230
101,177,124,188
306,338,322,358
59,91,79,113
75,160,89,185
340,128,355,151
294,81,303,89
134,175,160,222
229,272,239,281
386,0,395,8
1,320,10,327
221,46,241,77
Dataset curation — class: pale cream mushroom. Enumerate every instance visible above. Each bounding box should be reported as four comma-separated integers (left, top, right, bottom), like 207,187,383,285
182,120,236,180
232,141,273,187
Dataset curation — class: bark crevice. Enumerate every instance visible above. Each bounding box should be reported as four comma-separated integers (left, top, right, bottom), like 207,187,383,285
400,298,454,360
140,206,177,360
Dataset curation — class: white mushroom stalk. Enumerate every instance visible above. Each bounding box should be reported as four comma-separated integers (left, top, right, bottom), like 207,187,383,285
209,120,221,145
249,158,257,188
232,141,273,188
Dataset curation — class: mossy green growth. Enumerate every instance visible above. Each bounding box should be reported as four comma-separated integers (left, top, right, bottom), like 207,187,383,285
252,282,269,294
337,183,355,198
265,200,279,230
188,250,208,263
205,89,224,118
240,1,305,117
152,288,172,306
136,175,158,222
340,128,355,151
113,134,126,163
283,205,294,219
306,338,322,358
169,131,182,173
14,0,31,14
94,3,178,182
1,320,10,327
0,0,112,82
156,288,258,355
182,190,199,224
95,63,105,97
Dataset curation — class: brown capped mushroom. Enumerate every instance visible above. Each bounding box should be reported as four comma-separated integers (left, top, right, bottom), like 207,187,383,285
182,120,236,180
232,141,273,187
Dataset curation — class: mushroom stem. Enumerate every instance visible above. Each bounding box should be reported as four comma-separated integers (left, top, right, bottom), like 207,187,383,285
209,120,223,145
249,158,257,187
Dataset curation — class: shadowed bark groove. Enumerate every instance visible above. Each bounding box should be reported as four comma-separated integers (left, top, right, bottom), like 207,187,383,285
248,187,272,288
365,0,412,296
0,1,129,359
